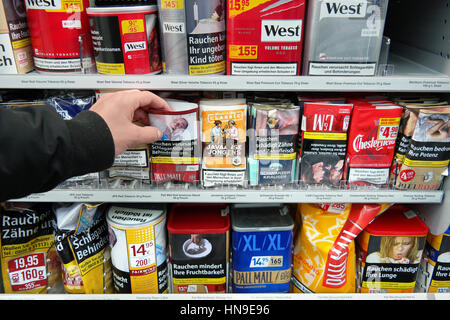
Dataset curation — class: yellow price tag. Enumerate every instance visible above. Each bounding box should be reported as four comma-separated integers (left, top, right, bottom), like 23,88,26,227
160,0,183,9
229,45,258,60
228,0,271,18
121,19,145,34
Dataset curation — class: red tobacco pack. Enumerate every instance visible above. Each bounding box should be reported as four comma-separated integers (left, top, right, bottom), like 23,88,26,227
226,0,306,75
148,99,200,184
300,102,352,187
344,102,403,187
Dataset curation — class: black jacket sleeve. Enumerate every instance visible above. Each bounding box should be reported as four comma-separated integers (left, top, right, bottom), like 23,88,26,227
0,106,115,201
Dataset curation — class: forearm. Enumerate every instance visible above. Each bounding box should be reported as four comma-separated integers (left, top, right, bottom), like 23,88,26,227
0,106,115,201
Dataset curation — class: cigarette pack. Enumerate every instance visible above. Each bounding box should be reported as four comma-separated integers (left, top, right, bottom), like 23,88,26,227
302,0,389,76
158,0,226,75
200,98,247,188
148,99,200,185
226,0,306,75
248,101,300,186
0,0,33,74
344,100,402,187
299,102,352,187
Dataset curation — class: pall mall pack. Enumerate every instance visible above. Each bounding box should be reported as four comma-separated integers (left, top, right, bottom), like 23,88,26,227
227,0,306,75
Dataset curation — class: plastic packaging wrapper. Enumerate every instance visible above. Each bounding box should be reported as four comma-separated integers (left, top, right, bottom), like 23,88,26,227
148,98,200,186
45,91,95,120
299,102,352,187
0,203,63,293
104,143,152,189
226,0,306,75
200,98,247,188
344,99,402,187
45,91,101,189
292,202,392,293
394,107,450,190
53,203,113,294
248,99,300,186
302,0,389,76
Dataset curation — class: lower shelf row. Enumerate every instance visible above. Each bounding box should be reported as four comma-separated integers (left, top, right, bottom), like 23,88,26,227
0,202,448,295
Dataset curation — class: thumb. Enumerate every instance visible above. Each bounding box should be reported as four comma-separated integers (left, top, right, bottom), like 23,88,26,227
134,125,163,145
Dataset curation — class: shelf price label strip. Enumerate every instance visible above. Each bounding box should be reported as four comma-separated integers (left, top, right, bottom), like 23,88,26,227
12,189,444,203
4,75,450,91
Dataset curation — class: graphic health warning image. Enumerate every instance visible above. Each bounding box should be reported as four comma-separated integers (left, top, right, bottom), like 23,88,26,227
185,0,225,74
149,99,200,184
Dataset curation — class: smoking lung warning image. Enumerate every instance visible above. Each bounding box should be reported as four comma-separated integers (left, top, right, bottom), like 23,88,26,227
365,235,424,265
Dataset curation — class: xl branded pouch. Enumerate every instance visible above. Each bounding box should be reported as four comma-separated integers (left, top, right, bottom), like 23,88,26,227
231,205,293,293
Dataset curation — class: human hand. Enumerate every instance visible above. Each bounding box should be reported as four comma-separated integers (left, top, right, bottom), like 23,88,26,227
90,90,172,155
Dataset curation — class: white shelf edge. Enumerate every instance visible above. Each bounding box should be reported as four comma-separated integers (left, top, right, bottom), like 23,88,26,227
0,292,447,300
12,189,444,204
2,73,449,92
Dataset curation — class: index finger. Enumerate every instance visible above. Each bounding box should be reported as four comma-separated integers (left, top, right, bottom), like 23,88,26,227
129,90,172,113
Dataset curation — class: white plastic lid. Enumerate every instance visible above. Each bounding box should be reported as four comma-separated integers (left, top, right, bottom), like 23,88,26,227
107,204,165,228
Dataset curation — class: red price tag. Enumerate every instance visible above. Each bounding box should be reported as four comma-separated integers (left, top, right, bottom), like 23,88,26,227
129,241,155,269
8,253,47,292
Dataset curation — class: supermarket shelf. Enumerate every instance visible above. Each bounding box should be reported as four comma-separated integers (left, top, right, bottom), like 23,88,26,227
12,188,444,203
0,292,448,300
1,54,449,92
4,73,449,92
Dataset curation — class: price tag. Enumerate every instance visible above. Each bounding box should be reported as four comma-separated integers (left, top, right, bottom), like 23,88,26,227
8,253,47,292
128,241,155,269
121,19,145,34
228,0,250,13
229,45,258,60
377,117,400,140
250,256,283,268
160,0,183,9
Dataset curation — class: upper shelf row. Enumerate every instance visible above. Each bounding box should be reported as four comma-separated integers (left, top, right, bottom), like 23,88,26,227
4,54,450,92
